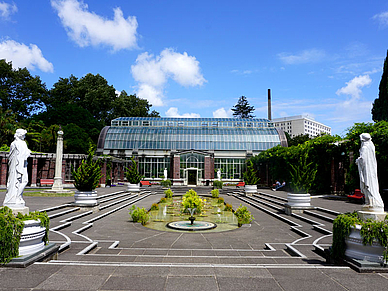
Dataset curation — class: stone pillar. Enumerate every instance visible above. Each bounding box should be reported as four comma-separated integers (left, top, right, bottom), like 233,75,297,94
0,157,8,187
31,158,38,187
52,130,64,191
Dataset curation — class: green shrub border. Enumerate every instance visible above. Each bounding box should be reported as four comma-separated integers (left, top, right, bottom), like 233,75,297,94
0,206,49,264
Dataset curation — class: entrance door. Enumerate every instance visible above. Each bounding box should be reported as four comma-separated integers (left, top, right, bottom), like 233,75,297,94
187,169,197,185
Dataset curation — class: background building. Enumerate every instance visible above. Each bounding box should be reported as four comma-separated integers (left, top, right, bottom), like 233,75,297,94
272,115,331,138
97,117,287,186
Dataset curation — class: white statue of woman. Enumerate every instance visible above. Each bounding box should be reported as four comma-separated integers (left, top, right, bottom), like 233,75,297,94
164,168,167,180
217,169,221,180
355,133,384,212
3,129,31,209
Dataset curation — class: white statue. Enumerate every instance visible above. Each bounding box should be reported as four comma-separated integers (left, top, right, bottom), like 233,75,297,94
3,129,31,208
217,169,221,180
164,168,167,180
355,133,384,212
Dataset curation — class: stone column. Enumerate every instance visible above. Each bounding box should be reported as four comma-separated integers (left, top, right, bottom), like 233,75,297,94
51,129,64,191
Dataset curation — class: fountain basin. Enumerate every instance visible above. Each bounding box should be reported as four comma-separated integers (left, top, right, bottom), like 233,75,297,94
167,221,217,231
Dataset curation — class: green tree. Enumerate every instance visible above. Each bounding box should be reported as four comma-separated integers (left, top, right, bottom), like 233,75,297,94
34,103,103,141
45,73,116,125
287,134,311,147
231,96,255,118
109,91,160,120
372,50,388,122
346,121,388,191
0,60,47,121
0,108,17,147
63,123,92,154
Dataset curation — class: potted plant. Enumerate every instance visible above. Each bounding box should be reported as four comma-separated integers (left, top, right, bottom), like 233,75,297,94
286,152,317,209
71,144,102,205
125,157,142,192
243,160,260,195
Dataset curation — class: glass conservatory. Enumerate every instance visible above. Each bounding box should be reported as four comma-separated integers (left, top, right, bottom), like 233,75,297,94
97,117,287,185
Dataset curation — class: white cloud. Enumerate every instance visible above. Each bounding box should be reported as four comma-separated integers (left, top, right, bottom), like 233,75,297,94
373,11,388,27
137,83,164,107
131,48,206,106
0,2,17,20
212,107,232,118
51,0,138,51
336,75,372,99
0,40,54,72
165,107,200,118
278,49,326,64
159,49,206,86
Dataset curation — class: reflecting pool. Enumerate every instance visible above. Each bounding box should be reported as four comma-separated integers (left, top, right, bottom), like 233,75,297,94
144,196,239,233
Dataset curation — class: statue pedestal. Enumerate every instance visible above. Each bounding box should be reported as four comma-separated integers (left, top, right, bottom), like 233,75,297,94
358,210,387,222
7,206,30,216
345,224,385,264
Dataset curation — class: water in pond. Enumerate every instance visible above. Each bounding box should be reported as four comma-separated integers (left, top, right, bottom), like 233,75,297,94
144,196,239,232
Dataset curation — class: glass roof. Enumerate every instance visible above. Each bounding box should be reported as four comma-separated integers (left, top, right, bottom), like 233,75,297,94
102,121,281,151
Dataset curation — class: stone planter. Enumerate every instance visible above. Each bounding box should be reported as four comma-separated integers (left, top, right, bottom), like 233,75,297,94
245,185,257,195
74,190,98,205
127,183,140,193
287,193,311,207
345,224,385,263
19,219,45,256
284,193,314,215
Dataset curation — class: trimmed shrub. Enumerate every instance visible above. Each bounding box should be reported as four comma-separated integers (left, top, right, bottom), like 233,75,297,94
211,189,219,198
164,188,173,198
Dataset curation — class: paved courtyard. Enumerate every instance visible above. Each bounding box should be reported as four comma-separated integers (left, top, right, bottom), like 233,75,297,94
1,186,388,290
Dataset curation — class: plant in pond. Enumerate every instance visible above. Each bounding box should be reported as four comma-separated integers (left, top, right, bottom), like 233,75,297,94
224,203,233,211
164,188,173,198
211,189,219,198
181,189,203,214
234,204,254,227
217,197,224,204
215,220,228,224
150,203,159,211
129,205,149,225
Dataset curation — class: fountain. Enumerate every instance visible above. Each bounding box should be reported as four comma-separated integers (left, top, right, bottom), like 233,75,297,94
166,206,217,231
188,208,196,225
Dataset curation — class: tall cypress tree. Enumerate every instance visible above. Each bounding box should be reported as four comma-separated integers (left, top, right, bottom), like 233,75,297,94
372,50,388,121
231,96,255,118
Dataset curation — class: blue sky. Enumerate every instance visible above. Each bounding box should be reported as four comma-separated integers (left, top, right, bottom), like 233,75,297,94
1,0,388,136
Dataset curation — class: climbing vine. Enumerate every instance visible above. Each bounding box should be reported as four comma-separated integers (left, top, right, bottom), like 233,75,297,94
331,212,388,262
0,207,49,264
